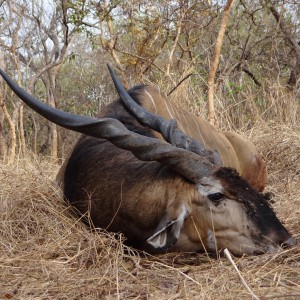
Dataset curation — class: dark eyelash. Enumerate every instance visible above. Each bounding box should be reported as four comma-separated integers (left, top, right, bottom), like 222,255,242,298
208,193,224,202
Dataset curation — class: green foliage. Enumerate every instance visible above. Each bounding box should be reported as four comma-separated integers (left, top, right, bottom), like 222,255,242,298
66,0,90,24
225,82,246,97
68,52,76,62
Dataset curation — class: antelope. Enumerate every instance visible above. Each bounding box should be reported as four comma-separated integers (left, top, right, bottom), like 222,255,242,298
0,66,296,256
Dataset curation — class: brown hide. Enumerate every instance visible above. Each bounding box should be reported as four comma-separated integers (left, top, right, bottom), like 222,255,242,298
61,132,199,251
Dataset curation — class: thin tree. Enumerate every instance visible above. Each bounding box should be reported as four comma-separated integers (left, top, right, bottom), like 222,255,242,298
269,4,300,88
207,0,235,126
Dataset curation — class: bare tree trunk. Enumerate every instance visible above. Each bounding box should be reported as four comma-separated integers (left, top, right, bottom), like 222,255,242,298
50,121,58,160
269,5,300,88
31,113,38,155
11,101,22,159
0,58,8,160
166,9,184,78
19,104,26,156
0,114,7,159
50,88,58,161
0,98,16,163
45,71,59,161
9,7,24,160
98,0,123,70
207,0,235,126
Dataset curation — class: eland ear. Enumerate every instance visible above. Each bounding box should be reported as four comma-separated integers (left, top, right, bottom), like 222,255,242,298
147,204,190,250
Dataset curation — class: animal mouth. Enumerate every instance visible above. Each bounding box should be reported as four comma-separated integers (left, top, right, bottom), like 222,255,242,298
216,241,270,257
225,248,265,257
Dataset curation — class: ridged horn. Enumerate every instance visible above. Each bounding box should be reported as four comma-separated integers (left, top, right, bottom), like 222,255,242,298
107,64,221,166
0,67,217,182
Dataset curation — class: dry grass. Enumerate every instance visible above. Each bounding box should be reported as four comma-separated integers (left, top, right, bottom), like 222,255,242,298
0,124,299,300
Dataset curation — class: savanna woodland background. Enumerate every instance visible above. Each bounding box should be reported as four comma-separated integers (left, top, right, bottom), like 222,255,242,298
0,0,299,299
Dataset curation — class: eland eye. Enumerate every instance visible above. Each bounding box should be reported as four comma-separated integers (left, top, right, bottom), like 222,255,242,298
208,193,224,203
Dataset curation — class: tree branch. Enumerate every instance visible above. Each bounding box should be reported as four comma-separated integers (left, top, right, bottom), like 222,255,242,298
269,5,300,86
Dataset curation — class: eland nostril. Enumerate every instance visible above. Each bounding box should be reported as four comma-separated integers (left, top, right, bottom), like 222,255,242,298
281,236,297,249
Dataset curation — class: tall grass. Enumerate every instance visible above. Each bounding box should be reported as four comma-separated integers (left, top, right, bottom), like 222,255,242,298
168,74,299,131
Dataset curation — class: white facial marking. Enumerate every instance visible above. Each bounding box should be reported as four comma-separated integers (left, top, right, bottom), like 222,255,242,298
147,230,167,248
172,204,190,239
147,204,190,248
207,229,216,251
196,176,224,196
